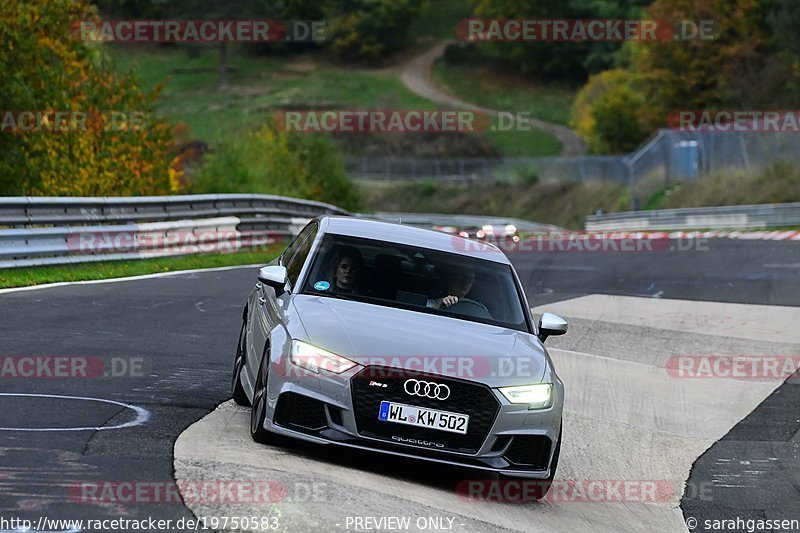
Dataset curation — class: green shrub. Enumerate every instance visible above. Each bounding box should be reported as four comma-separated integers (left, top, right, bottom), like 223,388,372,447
442,43,481,65
515,167,540,186
328,0,422,61
193,124,360,211
418,180,438,197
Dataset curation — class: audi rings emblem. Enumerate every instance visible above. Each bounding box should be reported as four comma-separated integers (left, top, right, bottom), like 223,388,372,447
404,379,450,400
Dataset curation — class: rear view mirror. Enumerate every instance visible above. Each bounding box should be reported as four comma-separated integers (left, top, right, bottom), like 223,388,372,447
538,312,568,343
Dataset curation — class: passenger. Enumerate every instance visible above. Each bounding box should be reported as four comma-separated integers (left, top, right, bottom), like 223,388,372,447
427,267,476,309
332,247,364,295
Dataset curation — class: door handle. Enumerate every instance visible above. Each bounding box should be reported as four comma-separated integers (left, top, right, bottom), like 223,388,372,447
255,282,262,289
258,297,266,305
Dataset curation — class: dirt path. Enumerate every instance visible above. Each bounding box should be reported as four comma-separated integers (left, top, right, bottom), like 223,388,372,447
399,42,587,156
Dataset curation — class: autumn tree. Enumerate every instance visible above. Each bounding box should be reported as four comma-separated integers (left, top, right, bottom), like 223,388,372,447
630,0,772,131
325,0,423,61
0,0,180,196
572,69,647,154
470,0,652,80
572,0,799,153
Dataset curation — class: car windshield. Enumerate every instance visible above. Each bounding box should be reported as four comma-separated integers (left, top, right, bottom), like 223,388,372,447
301,233,530,332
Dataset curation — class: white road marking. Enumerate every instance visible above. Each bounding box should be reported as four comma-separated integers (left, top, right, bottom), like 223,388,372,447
0,393,149,432
762,263,800,269
535,293,800,343
0,264,265,295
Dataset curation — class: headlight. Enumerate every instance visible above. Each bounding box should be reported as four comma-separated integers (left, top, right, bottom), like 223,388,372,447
290,340,358,374
499,383,553,409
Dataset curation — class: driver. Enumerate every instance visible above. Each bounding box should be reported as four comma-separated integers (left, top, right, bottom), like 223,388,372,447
427,267,476,309
332,247,364,295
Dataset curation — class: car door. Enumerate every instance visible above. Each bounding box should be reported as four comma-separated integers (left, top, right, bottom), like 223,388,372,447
247,222,319,382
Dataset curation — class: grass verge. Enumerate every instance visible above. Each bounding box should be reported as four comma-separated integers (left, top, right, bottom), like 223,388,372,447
0,247,282,289
110,44,562,157
360,161,800,229
360,180,627,229
430,61,576,156
431,61,578,127
110,45,431,144
647,161,800,210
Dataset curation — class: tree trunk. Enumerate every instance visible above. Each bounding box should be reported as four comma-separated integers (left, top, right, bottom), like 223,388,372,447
219,42,229,91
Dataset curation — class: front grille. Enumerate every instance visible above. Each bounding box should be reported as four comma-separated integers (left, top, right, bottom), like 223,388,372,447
350,366,500,454
504,435,551,470
274,392,328,431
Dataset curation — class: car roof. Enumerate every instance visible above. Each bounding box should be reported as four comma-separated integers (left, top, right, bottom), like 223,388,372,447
319,216,510,264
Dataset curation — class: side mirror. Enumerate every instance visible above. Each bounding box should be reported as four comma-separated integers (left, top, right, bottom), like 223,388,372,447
258,266,289,296
538,312,568,343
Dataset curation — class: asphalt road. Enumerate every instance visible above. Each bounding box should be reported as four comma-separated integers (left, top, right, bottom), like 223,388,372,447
0,268,255,529
681,368,800,533
511,238,800,307
0,238,798,532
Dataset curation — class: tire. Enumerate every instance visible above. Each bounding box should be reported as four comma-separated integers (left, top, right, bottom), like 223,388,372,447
501,425,562,501
231,319,251,406
250,352,275,444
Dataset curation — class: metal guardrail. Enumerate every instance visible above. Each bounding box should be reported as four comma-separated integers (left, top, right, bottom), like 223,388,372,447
364,212,562,233
0,194,349,269
585,203,800,231
0,194,348,228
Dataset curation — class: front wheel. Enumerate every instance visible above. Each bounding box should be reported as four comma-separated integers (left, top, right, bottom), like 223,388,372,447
250,354,275,444
231,319,250,406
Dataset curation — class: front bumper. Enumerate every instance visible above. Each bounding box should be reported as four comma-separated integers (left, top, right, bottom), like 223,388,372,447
263,362,563,479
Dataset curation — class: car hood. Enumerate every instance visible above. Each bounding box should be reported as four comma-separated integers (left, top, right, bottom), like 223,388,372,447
291,294,547,387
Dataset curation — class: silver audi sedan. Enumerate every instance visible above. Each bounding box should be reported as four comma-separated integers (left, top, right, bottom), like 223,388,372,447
232,216,567,497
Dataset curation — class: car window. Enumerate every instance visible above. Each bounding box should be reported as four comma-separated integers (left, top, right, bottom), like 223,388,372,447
283,222,317,266
280,228,307,268
285,223,318,288
302,233,530,332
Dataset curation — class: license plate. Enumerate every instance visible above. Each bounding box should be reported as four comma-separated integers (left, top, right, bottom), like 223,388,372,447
378,401,469,435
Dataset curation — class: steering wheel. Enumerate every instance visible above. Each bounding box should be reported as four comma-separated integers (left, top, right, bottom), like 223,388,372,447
447,299,492,319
